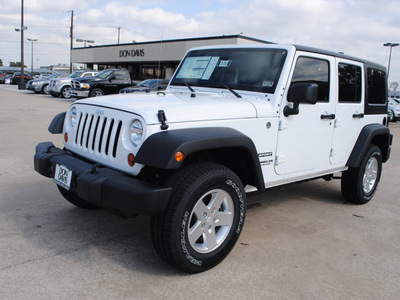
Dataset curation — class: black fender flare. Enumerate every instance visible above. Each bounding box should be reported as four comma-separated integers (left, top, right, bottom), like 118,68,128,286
135,127,265,190
48,112,66,134
346,124,392,167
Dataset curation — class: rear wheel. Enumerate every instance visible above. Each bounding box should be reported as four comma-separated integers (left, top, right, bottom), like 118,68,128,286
57,185,100,209
150,163,246,273
341,145,382,204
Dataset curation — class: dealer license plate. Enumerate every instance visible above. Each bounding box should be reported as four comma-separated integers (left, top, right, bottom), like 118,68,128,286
53,164,72,190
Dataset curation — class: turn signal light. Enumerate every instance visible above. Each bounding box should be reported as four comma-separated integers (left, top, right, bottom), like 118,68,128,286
175,151,184,162
64,133,68,143
128,153,135,167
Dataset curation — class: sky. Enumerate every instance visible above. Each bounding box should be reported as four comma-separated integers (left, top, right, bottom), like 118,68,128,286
1,0,400,85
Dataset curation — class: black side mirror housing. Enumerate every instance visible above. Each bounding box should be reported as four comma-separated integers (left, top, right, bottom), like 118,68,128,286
284,83,318,116
109,75,116,82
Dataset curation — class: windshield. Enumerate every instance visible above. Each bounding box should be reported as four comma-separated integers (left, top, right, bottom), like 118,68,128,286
170,48,287,94
137,79,158,88
70,71,84,78
96,70,114,79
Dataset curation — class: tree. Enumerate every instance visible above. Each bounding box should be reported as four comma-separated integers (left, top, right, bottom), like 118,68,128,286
0,59,3,66
9,62,27,68
389,81,399,92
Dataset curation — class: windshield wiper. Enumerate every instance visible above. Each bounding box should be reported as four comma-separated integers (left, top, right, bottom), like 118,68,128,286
222,84,242,98
184,82,196,98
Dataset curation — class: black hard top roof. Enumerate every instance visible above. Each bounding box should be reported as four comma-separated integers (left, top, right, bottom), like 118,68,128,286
294,44,386,71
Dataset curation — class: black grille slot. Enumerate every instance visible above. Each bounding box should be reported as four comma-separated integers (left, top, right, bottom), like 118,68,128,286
73,112,122,159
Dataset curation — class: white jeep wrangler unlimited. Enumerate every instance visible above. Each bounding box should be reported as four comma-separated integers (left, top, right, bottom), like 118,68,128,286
34,44,392,273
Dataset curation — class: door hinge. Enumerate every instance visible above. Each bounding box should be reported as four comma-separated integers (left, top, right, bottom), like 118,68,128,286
278,120,289,131
275,154,285,166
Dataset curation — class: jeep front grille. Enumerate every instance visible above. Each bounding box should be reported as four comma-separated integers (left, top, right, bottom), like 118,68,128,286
75,112,122,158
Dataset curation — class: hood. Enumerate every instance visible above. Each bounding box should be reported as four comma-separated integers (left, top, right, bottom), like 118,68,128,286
76,91,268,124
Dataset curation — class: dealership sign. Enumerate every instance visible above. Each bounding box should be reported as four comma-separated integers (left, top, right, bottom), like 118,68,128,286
119,49,145,57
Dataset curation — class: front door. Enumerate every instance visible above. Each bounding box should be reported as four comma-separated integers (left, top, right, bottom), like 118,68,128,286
275,53,336,176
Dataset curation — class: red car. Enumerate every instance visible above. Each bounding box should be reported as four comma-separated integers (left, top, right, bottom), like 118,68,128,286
0,71,5,84
11,72,31,85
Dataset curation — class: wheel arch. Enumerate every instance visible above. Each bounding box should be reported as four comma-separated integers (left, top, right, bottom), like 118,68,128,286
135,127,265,191
346,124,392,167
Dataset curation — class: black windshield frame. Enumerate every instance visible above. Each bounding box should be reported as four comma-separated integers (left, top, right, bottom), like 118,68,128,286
170,48,287,94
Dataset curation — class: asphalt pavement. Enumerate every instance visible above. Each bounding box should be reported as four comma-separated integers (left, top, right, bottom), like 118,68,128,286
0,84,399,299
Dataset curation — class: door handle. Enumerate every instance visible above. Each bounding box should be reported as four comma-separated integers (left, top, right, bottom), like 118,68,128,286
320,114,335,120
352,113,364,118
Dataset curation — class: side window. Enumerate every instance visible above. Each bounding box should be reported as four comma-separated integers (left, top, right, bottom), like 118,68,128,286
82,73,92,77
367,68,386,104
338,63,362,103
291,56,330,102
114,71,129,80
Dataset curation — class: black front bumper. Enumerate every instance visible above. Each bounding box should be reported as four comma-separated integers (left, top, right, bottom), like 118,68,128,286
34,142,172,216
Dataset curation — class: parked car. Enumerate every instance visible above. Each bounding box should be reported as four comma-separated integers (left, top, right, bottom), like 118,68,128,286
119,79,169,94
0,71,5,84
26,73,67,94
49,70,98,99
388,98,400,122
71,69,133,98
11,72,31,85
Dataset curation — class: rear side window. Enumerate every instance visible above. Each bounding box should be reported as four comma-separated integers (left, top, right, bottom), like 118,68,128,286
367,68,386,104
291,57,330,102
338,63,362,103
115,71,129,80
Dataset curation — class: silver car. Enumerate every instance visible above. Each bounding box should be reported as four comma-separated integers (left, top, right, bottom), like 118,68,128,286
388,98,400,122
26,73,67,94
49,70,98,99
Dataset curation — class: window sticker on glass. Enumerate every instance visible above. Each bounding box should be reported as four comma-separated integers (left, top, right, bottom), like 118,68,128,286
218,60,232,67
262,81,274,87
176,56,213,79
201,56,220,80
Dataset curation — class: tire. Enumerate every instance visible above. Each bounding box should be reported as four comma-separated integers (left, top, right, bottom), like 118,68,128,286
61,86,72,98
150,163,246,273
57,185,100,209
41,84,49,94
341,145,382,204
388,110,394,122
34,91,41,94
90,88,104,97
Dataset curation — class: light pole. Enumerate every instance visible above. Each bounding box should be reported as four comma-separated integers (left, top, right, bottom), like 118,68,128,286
27,38,38,76
15,0,27,89
76,38,94,48
383,42,399,81
116,27,121,44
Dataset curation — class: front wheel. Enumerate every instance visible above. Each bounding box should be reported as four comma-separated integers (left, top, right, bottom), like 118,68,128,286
388,110,394,122
90,88,104,97
61,86,72,98
150,163,246,273
341,145,382,204
41,84,49,94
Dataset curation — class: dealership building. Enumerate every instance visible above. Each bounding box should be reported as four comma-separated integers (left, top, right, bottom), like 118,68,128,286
71,35,271,81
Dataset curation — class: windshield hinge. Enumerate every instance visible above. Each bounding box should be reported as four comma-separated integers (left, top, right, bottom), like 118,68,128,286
157,110,169,130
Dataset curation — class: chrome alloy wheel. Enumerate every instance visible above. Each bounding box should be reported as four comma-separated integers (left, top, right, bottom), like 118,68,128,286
187,189,234,254
363,156,378,194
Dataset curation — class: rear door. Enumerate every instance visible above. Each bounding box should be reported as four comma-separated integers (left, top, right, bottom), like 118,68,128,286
330,59,365,165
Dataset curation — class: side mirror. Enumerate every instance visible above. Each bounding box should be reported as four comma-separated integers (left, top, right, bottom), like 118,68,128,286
284,83,318,116
109,75,116,82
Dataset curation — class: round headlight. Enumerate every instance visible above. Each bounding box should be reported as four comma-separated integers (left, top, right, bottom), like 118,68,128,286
70,107,77,127
129,119,143,146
